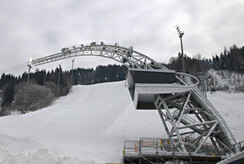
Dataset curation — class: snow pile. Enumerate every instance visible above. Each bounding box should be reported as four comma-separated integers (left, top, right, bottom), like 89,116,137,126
0,81,243,163
0,148,97,164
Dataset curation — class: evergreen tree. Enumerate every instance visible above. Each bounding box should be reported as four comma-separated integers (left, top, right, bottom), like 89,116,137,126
1,82,15,107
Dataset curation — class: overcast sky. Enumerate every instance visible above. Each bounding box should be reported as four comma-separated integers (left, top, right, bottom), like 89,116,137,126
0,0,244,75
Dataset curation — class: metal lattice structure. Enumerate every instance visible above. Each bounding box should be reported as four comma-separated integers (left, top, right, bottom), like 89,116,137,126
126,69,240,160
154,81,239,155
30,42,166,70
28,42,240,161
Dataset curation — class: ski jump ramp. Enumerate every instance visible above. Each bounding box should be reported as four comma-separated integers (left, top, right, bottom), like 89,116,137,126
27,42,241,163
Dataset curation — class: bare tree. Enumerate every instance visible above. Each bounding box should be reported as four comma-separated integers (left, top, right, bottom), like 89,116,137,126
13,83,55,112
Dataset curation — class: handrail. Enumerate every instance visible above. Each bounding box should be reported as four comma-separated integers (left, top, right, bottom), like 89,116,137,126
124,138,218,156
175,72,200,87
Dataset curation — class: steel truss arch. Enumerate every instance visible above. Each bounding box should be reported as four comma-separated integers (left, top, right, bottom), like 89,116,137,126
30,42,167,70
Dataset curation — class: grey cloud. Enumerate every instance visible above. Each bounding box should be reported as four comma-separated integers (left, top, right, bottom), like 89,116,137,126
0,0,244,74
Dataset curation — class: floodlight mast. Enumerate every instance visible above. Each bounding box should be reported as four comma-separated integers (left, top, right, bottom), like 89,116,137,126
23,58,33,113
176,25,186,73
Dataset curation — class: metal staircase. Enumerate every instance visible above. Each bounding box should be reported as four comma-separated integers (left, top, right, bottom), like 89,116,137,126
173,113,204,135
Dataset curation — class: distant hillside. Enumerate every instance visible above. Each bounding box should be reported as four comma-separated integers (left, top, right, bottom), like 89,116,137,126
0,64,127,115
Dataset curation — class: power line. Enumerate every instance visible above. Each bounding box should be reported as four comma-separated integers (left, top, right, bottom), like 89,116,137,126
0,62,27,74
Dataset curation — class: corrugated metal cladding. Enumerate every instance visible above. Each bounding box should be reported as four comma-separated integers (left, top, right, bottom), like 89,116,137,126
129,68,176,84
127,68,177,101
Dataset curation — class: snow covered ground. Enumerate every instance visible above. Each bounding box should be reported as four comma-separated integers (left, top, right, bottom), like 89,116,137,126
0,81,243,163
207,91,244,141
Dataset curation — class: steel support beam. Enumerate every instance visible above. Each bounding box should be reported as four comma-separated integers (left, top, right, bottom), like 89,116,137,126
161,96,187,152
194,122,218,153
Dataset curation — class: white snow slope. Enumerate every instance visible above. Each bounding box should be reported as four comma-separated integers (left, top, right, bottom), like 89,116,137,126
0,81,243,163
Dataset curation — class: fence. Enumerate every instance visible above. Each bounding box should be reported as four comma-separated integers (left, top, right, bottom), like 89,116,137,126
124,138,180,157
124,137,218,157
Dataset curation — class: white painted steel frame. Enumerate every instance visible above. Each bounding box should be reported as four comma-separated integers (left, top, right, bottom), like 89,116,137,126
154,88,239,155
27,42,239,156
29,42,167,70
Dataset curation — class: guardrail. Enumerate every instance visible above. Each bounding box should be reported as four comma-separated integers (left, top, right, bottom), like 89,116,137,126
175,72,200,87
124,138,171,156
124,138,219,157
230,140,244,153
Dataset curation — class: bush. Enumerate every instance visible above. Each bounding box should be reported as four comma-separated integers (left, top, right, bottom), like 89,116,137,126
13,83,55,112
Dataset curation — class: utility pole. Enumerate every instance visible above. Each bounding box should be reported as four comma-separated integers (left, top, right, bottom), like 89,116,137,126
78,73,81,84
71,58,75,77
71,58,75,85
56,60,63,98
23,58,33,113
176,25,186,73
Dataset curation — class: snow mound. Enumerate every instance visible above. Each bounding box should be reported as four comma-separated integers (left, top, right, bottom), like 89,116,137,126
0,81,243,163
0,148,98,164
0,133,41,154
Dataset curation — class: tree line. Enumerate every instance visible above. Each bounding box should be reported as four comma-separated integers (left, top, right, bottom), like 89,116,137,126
166,53,211,75
212,45,244,73
166,44,244,74
0,64,127,116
